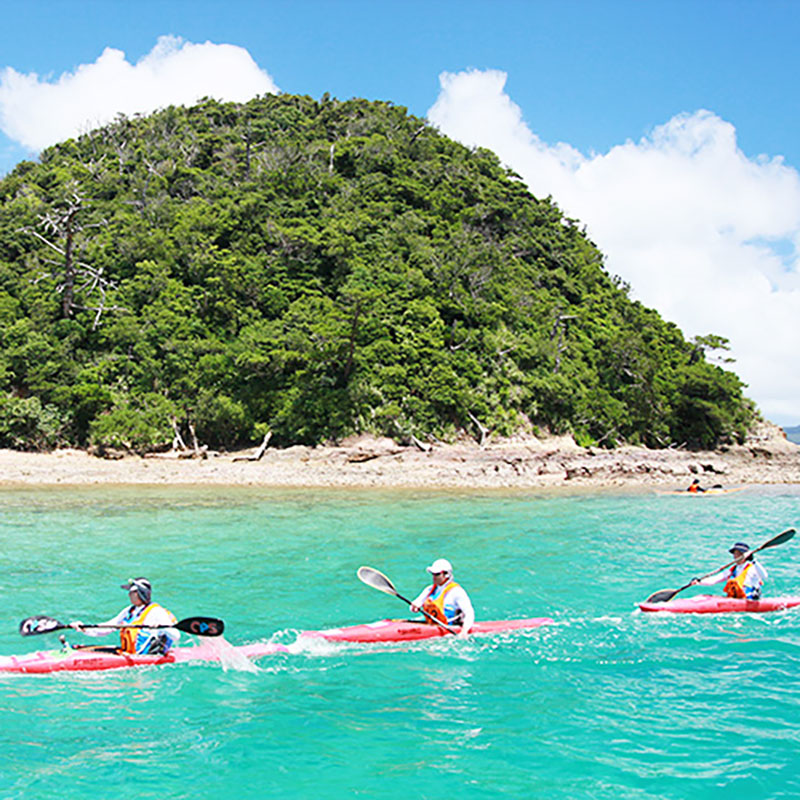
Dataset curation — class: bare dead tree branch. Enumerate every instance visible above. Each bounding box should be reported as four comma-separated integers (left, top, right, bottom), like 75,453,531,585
170,417,188,451
19,188,124,329
467,410,489,448
410,434,432,452
232,431,273,462
550,312,578,374
409,125,426,144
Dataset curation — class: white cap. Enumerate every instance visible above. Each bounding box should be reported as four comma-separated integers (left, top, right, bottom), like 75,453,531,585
426,558,453,574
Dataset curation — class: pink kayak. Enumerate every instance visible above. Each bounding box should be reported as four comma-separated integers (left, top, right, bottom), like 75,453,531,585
639,594,800,614
300,617,553,643
0,639,288,674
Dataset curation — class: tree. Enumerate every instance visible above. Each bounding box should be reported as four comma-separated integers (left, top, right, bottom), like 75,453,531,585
20,185,122,329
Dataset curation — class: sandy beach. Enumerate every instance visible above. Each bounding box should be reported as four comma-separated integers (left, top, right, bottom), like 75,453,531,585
0,422,798,490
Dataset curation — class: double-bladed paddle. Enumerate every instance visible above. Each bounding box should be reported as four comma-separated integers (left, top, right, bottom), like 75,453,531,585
644,528,796,604
357,566,455,634
19,615,225,637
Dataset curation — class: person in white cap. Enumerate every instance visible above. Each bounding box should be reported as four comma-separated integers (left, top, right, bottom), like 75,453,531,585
69,577,180,654
410,558,474,638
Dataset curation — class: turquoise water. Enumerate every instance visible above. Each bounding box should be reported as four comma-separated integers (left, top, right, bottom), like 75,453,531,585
1,485,800,799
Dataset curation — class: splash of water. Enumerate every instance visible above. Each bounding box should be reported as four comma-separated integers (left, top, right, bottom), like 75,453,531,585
200,636,261,673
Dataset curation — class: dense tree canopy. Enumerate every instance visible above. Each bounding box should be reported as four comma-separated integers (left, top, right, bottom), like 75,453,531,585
0,94,754,451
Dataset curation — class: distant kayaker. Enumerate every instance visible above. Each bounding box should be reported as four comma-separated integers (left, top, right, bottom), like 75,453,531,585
686,479,705,493
69,577,180,654
410,558,475,638
690,542,768,600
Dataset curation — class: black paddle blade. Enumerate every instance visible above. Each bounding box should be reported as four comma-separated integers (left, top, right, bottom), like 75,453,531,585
644,588,682,604
19,616,64,636
357,566,398,597
176,616,224,636
760,528,795,550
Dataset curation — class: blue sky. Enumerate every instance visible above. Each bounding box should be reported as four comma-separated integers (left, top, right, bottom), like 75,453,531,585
3,0,798,170
1,0,799,426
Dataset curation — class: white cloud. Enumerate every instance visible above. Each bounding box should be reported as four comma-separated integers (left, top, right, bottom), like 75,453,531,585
0,36,279,151
428,69,800,425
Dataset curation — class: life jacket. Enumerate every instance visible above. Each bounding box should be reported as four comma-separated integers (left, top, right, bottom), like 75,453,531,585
422,581,462,625
688,484,699,493
119,603,173,653
724,562,756,599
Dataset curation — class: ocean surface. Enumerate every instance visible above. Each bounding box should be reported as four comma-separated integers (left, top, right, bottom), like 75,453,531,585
1,484,799,799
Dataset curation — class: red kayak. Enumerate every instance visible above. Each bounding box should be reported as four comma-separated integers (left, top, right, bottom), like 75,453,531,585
300,617,553,643
0,640,288,674
638,594,800,614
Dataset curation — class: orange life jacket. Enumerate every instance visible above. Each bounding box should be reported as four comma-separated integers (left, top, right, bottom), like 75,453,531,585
422,581,461,624
724,562,754,599
119,603,168,653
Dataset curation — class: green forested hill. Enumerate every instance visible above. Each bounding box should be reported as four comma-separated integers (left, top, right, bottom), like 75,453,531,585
0,94,753,451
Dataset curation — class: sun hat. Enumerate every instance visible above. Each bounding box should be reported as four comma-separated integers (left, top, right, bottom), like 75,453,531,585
728,542,750,554
426,558,453,574
121,577,152,604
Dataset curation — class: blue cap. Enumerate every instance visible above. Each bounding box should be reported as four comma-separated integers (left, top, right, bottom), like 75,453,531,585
729,542,750,554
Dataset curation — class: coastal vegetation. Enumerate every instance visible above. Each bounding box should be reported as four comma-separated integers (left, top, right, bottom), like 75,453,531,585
0,94,754,452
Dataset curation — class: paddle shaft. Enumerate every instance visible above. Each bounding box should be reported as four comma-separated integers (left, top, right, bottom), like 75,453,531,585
75,622,186,631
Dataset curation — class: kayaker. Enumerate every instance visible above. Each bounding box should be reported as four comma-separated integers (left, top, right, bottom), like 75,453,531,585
409,558,475,638
69,577,180,654
690,542,768,600
686,479,705,493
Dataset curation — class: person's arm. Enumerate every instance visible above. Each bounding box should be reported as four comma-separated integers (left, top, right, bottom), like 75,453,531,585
458,599,475,638
747,561,768,586
692,569,729,587
410,587,431,613
70,608,127,637
451,587,475,637
139,606,175,627
138,606,180,648
144,606,180,637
